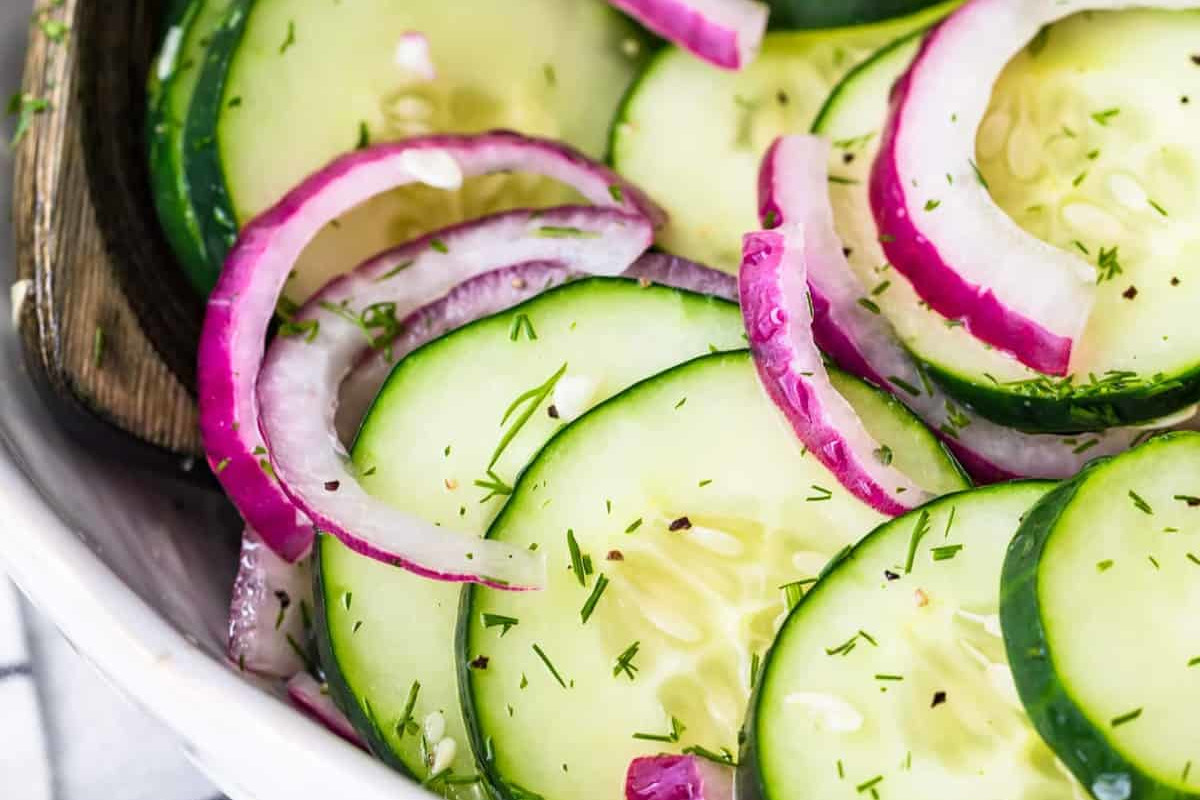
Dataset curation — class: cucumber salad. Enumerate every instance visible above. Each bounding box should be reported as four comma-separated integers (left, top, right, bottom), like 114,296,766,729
150,1,1200,798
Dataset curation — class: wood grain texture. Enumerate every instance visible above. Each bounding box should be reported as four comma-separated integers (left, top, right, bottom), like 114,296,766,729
13,0,204,458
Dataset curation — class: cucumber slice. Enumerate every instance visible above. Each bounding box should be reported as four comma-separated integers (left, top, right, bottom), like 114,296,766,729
461,351,967,800
814,10,1200,433
608,4,955,274
185,0,650,299
1002,432,1200,799
746,482,1076,800
316,278,750,790
148,0,233,293
765,0,952,30
318,279,966,790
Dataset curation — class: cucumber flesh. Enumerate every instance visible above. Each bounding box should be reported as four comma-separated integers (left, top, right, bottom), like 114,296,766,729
815,10,1200,432
1002,433,1200,798
609,4,954,273
186,0,650,299
747,483,1075,800
149,0,233,293
461,351,967,800
316,278,750,790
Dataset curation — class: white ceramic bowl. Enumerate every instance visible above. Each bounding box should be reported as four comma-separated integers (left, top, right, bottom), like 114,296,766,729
0,11,420,800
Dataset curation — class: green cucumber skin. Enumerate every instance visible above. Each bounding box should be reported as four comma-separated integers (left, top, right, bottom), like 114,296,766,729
812,28,1200,435
183,0,250,278
456,353,751,800
926,360,1200,435
740,481,1054,800
767,0,950,30
1000,436,1199,800
148,0,220,294
313,534,417,778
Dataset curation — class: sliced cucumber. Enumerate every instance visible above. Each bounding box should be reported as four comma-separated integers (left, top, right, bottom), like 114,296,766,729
148,0,233,293
815,10,1200,432
765,0,953,30
1002,432,1200,799
608,4,954,273
184,0,650,299
745,482,1074,800
460,351,967,800
316,278,749,790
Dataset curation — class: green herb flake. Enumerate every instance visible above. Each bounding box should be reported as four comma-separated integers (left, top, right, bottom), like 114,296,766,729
1096,246,1123,283
873,445,894,466
698,479,713,487
580,574,610,624
531,643,567,688
394,681,421,739
1097,559,1114,572
279,20,296,54
969,159,988,189
1111,708,1143,727
608,184,624,203
1091,107,1121,126
871,280,891,296
856,775,883,794
430,238,449,254
857,297,881,314
625,518,643,533
828,175,859,185
889,376,921,397
924,199,941,212
509,313,538,342
806,485,833,502
567,529,587,587
904,509,932,573
1149,199,1170,217
482,613,519,636
613,641,640,680
38,19,68,43
633,716,684,743
931,544,963,562
355,121,370,150
8,93,51,146
825,633,859,657
92,326,105,368
535,226,601,239
1129,490,1153,515
874,674,904,681
682,745,737,767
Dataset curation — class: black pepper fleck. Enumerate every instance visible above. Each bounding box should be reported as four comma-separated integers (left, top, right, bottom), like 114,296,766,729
668,516,693,531
931,690,947,708
324,480,341,491
469,655,490,670
548,405,560,419
606,550,624,561
884,569,900,581
1122,286,1138,300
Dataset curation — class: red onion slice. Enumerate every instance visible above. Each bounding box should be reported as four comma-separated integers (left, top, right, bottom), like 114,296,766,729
286,672,366,749
624,252,738,301
740,228,931,514
865,0,1200,375
257,207,653,588
607,0,768,70
227,529,312,678
199,131,663,569
762,134,1155,481
626,755,733,800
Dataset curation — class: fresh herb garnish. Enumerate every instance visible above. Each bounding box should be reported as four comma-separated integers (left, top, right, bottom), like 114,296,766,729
279,20,296,54
485,363,567,473
1129,490,1153,515
633,716,684,743
482,613,519,636
889,376,921,397
873,445,894,466
613,641,640,680
1091,107,1121,126
1096,246,1123,283
1097,559,1114,572
806,485,833,502
625,518,643,533
509,313,538,341
857,297,881,314
567,529,587,587
579,574,610,623
531,643,567,688
931,544,963,561
317,299,403,359
682,745,737,767
535,226,601,239
924,199,941,212
7,92,50,146
1111,708,1143,727
904,509,932,573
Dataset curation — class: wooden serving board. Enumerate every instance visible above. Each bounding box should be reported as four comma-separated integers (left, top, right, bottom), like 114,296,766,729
14,0,206,461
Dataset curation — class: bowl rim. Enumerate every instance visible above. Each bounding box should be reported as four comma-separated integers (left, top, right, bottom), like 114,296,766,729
0,446,427,800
